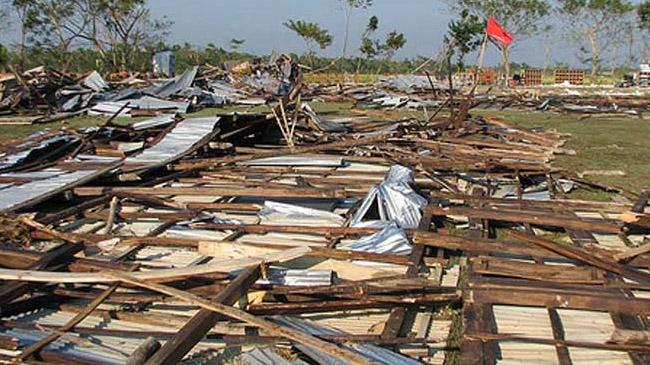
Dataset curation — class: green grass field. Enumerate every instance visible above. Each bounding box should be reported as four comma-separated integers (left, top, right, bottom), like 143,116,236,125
1,102,648,195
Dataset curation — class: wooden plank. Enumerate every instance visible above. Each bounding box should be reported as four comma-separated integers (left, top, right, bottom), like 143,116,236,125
144,266,260,365
74,186,352,199
173,132,392,171
467,332,650,353
471,256,605,284
470,287,650,314
548,308,572,365
509,230,650,285
0,243,82,305
426,205,622,234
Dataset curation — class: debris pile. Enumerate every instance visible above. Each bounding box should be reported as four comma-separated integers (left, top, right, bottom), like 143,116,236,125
0,55,299,124
0,67,649,365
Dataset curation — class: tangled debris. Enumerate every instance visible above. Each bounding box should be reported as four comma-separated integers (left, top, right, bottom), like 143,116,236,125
0,59,649,365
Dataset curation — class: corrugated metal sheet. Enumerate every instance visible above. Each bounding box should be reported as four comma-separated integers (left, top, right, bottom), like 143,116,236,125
124,117,219,165
249,267,334,286
242,347,309,365
147,66,198,98
132,114,177,131
89,96,190,117
0,169,97,212
272,317,421,365
0,134,78,170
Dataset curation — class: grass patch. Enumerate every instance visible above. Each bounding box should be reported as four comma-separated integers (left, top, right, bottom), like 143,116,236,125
0,104,647,194
474,109,650,194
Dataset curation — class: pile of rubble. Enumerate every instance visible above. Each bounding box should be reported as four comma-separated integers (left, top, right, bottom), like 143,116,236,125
306,74,650,117
0,68,649,365
0,55,298,125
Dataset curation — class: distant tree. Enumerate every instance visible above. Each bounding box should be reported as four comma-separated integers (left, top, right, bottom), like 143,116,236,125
357,15,406,72
380,31,406,62
11,0,40,69
359,16,380,61
283,19,333,67
450,0,551,82
0,43,8,69
8,0,171,72
229,38,245,51
340,0,372,57
556,0,634,76
640,1,650,61
444,9,484,70
640,1,650,28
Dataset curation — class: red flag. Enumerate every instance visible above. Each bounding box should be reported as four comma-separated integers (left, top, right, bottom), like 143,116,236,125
486,16,513,47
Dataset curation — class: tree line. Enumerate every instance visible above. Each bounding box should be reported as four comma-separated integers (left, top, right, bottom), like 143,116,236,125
0,0,649,77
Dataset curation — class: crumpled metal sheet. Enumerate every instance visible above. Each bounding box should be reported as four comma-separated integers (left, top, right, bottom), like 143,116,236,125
301,103,349,133
0,169,97,212
180,87,229,106
351,165,428,229
242,347,309,365
271,317,422,365
210,80,245,99
341,222,412,256
259,201,344,227
124,117,219,165
83,71,110,92
147,66,198,98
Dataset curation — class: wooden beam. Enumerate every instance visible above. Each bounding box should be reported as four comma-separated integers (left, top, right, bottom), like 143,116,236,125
509,230,650,285
0,243,82,305
426,205,622,234
108,271,379,365
547,308,572,365
74,186,352,199
144,266,260,365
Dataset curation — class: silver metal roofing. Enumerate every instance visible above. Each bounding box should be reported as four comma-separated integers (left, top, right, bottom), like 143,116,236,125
351,165,428,229
272,317,422,365
341,222,412,256
124,117,219,165
0,169,98,212
147,66,198,98
242,347,309,365
132,114,177,131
